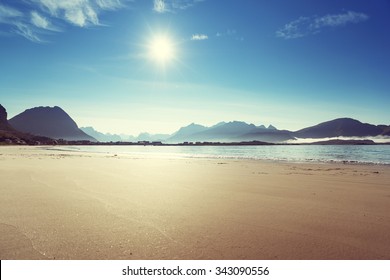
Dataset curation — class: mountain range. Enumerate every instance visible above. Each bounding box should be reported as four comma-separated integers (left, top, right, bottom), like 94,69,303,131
295,118,390,138
80,126,122,142
167,121,294,143
167,119,390,143
80,118,390,143
0,104,52,144
1,104,389,144
9,106,96,142
79,127,171,143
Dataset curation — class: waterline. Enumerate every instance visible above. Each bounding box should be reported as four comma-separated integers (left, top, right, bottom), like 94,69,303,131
43,145,390,165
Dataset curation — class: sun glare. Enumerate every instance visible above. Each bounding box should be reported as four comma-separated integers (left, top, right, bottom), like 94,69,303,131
148,35,175,64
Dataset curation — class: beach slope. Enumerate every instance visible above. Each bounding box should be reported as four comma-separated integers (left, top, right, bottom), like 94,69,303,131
0,146,389,259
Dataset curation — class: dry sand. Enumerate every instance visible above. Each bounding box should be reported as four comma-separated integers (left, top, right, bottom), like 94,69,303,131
0,146,389,260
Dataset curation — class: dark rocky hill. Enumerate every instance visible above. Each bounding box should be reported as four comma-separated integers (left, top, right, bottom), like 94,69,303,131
294,118,384,138
0,104,53,144
9,106,96,141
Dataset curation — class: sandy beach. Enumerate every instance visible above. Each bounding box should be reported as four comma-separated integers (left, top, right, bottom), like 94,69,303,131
0,146,389,260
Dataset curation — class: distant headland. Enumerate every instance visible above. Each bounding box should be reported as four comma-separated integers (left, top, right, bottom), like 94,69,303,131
1,104,389,145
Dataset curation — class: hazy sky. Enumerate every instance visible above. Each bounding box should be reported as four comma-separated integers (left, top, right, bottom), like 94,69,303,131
1,0,389,135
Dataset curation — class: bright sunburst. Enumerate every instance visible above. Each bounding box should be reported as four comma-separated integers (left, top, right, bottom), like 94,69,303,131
148,35,175,64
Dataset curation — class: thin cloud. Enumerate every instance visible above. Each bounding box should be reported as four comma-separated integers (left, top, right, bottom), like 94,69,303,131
0,4,23,22
216,29,237,38
171,0,204,10
0,4,44,42
191,33,208,40
153,0,165,13
312,11,369,28
31,11,59,31
276,11,369,39
95,0,124,10
0,0,126,42
33,0,101,27
14,22,43,43
216,29,243,41
276,16,311,39
154,0,204,13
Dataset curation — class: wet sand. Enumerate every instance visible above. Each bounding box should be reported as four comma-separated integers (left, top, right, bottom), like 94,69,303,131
0,146,390,260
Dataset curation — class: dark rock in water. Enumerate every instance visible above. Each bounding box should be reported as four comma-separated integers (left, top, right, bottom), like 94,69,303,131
310,139,376,145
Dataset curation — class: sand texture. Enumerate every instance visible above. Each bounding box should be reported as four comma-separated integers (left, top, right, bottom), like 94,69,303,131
0,146,390,260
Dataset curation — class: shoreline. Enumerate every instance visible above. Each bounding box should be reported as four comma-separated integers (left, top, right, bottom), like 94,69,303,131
2,144,390,167
42,145,390,166
1,146,390,259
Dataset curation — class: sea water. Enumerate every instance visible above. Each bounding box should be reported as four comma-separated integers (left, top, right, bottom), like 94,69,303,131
50,145,390,165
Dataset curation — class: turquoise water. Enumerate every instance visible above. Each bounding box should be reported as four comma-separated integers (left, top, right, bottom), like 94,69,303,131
51,145,390,165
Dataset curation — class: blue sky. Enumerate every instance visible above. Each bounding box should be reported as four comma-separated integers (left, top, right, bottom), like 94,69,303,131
1,0,389,135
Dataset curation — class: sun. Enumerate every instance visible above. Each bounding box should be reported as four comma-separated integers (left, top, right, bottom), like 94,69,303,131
148,35,175,64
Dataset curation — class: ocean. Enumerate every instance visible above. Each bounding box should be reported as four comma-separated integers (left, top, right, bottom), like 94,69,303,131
49,145,390,165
